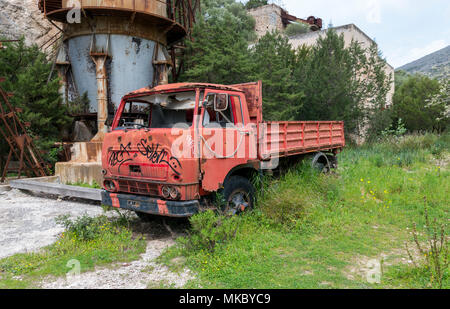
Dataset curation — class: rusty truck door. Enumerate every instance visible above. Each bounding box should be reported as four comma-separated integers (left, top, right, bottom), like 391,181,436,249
198,90,255,192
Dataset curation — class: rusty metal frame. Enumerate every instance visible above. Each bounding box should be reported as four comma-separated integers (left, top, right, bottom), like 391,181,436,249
0,41,48,182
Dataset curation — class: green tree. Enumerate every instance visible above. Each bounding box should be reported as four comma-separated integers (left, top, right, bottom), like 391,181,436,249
245,0,268,10
295,30,391,138
425,78,449,131
393,74,445,132
180,1,255,84
249,31,305,120
394,70,410,88
0,38,71,170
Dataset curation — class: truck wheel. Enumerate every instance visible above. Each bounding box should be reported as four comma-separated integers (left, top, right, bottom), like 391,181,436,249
222,176,255,215
311,152,331,173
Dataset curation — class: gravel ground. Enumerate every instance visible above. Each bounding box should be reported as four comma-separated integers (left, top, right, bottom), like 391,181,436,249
41,238,193,289
0,189,194,288
0,189,106,259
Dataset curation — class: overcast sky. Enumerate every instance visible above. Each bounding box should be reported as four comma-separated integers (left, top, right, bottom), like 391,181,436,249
243,0,450,68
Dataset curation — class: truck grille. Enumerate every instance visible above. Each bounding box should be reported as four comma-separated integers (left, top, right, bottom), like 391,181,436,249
118,180,159,196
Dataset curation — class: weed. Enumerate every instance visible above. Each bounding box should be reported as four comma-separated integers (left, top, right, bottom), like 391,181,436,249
67,181,101,189
160,132,449,289
405,197,448,288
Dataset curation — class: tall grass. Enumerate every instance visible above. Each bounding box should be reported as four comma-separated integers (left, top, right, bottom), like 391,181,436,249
161,132,449,289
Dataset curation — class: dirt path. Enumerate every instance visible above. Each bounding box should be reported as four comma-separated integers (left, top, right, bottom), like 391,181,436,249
0,189,105,259
40,238,193,289
0,189,194,288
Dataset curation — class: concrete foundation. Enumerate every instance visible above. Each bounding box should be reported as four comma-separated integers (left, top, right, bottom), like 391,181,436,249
0,184,11,193
55,142,103,185
55,162,103,186
10,176,102,201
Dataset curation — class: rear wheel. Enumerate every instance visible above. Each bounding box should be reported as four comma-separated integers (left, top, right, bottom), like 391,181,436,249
222,176,255,216
311,152,331,173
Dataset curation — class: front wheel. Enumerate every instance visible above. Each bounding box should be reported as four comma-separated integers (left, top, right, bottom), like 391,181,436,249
222,176,255,216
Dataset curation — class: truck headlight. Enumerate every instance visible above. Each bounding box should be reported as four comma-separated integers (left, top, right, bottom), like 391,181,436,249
103,180,117,192
161,186,180,200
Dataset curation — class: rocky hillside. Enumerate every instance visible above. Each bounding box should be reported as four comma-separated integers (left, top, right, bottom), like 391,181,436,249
0,0,59,49
397,45,449,80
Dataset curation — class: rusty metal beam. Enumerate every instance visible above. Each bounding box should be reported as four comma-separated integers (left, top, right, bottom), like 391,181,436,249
0,41,47,182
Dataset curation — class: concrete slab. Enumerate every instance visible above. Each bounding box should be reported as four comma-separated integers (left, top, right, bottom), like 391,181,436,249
10,177,101,201
55,162,103,186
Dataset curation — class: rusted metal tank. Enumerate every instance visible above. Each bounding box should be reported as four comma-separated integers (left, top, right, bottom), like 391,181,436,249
38,0,197,137
37,0,199,185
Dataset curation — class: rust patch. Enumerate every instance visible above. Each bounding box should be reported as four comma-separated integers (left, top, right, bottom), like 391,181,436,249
157,200,169,215
110,193,120,208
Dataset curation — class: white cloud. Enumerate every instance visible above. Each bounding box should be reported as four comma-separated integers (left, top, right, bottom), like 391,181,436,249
366,0,381,24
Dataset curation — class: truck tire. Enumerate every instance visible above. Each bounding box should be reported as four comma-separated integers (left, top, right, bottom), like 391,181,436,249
222,176,255,215
311,152,331,173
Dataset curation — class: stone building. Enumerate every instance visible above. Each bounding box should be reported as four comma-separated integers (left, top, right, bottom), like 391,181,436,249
248,3,323,38
248,4,395,142
249,4,394,105
0,0,59,49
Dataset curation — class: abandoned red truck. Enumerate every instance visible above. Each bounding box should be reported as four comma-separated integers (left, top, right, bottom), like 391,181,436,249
101,81,345,218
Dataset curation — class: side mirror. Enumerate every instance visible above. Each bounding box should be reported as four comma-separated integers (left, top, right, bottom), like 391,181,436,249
214,94,228,112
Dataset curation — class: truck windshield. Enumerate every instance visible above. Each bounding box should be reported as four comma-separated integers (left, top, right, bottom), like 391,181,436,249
116,91,198,129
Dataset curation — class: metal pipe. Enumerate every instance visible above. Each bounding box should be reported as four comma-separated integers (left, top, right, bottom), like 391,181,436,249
90,53,109,141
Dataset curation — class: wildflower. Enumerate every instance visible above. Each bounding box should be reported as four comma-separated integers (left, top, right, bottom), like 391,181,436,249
367,181,371,184
360,179,364,182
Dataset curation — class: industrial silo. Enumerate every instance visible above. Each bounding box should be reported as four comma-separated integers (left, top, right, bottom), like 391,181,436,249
38,0,198,184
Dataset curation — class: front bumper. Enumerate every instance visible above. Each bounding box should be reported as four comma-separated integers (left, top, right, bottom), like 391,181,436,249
101,191,200,218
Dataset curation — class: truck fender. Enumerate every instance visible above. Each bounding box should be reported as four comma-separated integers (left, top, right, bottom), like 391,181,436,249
222,164,259,188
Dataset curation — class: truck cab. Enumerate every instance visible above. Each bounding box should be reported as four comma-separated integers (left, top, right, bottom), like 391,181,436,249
101,82,263,217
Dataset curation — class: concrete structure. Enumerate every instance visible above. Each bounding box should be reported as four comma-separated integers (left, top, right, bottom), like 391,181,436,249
248,4,322,38
10,176,102,201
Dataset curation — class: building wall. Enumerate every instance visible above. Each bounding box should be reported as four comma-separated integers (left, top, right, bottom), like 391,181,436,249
289,24,395,108
0,0,60,49
248,4,285,38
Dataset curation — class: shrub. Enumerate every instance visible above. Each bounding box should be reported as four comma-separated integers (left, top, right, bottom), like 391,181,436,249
55,214,130,242
180,210,239,252
285,23,310,37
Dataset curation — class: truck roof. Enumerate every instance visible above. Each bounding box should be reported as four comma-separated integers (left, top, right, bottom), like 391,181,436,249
125,83,244,98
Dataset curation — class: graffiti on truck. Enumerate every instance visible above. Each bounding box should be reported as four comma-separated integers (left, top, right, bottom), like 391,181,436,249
108,142,132,172
137,139,182,175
